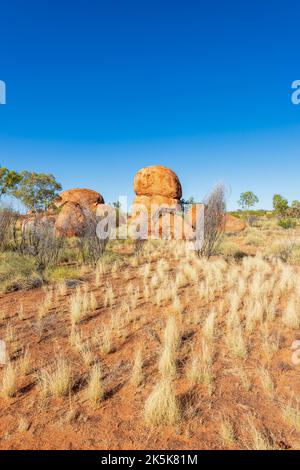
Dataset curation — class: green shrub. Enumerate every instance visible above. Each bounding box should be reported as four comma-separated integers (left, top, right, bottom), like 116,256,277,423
278,218,297,229
244,233,264,246
46,266,82,282
216,238,241,257
233,250,248,261
0,252,42,292
265,240,295,262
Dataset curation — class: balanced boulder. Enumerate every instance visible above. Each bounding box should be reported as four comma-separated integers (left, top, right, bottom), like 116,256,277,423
133,165,182,199
131,165,190,239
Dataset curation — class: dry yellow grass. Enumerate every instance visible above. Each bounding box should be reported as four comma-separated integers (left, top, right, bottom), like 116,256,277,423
4,226,300,448
144,378,180,427
130,348,143,386
86,363,103,405
38,356,72,397
2,362,18,398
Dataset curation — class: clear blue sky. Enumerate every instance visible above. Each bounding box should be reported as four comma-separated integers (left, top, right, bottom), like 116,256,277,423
0,0,299,210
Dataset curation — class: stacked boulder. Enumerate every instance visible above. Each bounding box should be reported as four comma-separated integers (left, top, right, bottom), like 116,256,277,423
54,188,105,237
131,165,194,240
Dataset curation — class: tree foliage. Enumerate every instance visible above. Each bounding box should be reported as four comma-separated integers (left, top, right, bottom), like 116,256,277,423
238,191,259,210
11,171,62,212
291,200,300,218
273,194,289,218
0,167,22,199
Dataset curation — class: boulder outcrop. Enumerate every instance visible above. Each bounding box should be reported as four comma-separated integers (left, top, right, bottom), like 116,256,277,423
131,165,191,239
53,188,105,237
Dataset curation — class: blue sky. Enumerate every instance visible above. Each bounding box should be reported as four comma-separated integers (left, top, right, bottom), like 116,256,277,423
0,0,299,210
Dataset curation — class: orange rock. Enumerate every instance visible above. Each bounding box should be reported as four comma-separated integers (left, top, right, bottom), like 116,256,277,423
54,188,104,209
55,202,88,237
187,206,246,234
132,195,181,214
133,165,182,199
153,213,195,240
53,188,105,237
224,214,246,233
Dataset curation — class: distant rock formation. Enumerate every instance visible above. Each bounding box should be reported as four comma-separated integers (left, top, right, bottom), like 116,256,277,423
187,206,246,234
131,165,193,239
54,188,105,237
223,214,246,233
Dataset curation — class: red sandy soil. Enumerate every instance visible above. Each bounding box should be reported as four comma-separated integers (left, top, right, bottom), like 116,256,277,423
0,251,300,450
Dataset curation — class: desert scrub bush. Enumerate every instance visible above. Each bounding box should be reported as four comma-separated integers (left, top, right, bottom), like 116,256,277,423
219,416,235,447
282,297,299,329
244,233,264,246
20,220,64,275
0,208,18,251
203,309,216,340
158,342,177,378
46,266,82,283
282,399,300,432
0,252,42,292
57,244,79,264
76,211,109,266
278,218,297,229
265,240,296,263
244,416,273,450
144,378,180,427
130,349,143,386
69,288,94,326
1,362,18,398
216,238,241,257
87,363,103,405
288,245,300,265
197,184,226,258
38,356,72,397
258,367,274,397
260,219,281,231
101,328,113,355
187,358,214,395
18,348,31,375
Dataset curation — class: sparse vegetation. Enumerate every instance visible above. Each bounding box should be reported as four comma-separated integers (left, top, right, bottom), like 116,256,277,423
2,215,300,449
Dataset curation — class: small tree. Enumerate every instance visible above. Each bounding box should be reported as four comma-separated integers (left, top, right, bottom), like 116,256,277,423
20,217,64,276
0,167,22,199
77,210,109,266
11,171,62,212
291,200,300,218
198,184,226,258
273,194,289,218
238,191,259,224
0,207,18,251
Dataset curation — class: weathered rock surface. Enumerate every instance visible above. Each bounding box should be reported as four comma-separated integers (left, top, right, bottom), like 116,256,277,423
224,214,246,233
53,188,105,237
55,202,87,237
133,165,182,199
131,165,191,239
54,188,104,209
